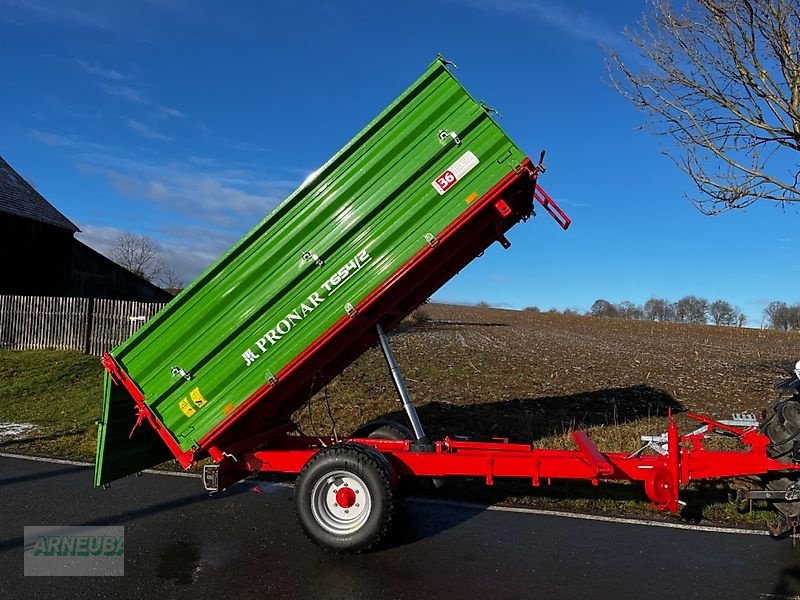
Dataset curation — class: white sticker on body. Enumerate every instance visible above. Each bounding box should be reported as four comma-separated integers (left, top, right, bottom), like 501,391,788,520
431,151,480,195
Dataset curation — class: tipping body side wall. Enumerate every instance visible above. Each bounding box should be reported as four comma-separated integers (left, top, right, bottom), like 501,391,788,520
98,59,526,472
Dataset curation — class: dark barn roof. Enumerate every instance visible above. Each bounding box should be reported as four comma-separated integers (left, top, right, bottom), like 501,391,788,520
0,156,79,232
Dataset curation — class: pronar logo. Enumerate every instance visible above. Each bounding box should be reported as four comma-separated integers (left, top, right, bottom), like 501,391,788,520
26,535,124,556
241,249,371,367
24,526,125,576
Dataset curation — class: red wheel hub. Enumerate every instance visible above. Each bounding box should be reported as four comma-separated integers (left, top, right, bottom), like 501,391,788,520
335,487,357,508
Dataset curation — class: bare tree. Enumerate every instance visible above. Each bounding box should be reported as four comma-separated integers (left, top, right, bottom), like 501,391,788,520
709,299,736,325
590,299,618,318
609,1,800,214
160,266,185,291
644,297,673,322
617,300,645,320
109,232,167,284
675,295,709,324
764,300,791,330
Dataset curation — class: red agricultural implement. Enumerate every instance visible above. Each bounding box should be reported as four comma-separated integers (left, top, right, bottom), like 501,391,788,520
97,58,800,552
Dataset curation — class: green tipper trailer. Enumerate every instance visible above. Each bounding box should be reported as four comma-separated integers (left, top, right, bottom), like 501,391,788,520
96,56,566,487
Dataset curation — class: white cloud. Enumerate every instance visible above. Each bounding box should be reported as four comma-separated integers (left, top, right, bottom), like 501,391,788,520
99,83,185,123
456,0,622,46
0,0,187,31
127,119,170,141
76,223,127,254
77,222,238,282
30,128,298,282
74,154,293,229
76,59,124,81
30,130,78,148
29,130,111,153
101,83,148,104
156,105,184,119
0,0,110,29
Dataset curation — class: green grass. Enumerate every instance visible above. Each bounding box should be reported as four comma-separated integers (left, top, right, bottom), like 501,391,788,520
0,349,103,460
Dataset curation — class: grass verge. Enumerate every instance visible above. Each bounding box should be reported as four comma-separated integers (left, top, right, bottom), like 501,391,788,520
0,349,101,460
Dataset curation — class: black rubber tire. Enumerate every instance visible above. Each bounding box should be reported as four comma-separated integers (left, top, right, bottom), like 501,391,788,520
349,419,412,440
367,422,413,441
295,443,396,553
760,397,800,519
365,422,418,499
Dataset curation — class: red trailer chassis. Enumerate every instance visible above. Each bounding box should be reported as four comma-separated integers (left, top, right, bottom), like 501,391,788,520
206,411,800,514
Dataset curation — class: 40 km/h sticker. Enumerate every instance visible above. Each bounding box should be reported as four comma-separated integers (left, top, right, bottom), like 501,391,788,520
432,151,480,195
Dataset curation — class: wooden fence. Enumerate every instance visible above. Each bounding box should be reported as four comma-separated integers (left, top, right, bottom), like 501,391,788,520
0,295,167,354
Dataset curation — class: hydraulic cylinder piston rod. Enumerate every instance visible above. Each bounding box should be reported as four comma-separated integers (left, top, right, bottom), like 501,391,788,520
375,323,427,442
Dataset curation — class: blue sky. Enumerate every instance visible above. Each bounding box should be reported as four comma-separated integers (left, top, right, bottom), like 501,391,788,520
1,0,796,325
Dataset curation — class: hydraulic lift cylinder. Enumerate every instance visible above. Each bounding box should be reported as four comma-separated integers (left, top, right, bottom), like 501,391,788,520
376,324,427,442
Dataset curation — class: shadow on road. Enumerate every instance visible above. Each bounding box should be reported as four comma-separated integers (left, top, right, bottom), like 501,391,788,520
388,501,482,549
0,483,248,554
771,565,800,597
0,463,87,487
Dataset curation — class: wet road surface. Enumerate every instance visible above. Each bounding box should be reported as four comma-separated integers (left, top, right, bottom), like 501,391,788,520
1,454,800,599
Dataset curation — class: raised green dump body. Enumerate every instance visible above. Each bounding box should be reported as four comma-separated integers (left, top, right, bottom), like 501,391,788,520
95,57,537,486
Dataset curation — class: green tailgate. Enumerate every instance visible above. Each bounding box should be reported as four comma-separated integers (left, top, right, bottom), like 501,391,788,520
95,57,526,485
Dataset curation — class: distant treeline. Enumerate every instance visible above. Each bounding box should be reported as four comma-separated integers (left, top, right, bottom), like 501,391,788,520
525,297,800,330
524,297,744,325
580,297,747,327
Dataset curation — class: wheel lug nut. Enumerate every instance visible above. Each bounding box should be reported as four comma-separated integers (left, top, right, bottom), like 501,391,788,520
355,503,360,507
344,509,349,514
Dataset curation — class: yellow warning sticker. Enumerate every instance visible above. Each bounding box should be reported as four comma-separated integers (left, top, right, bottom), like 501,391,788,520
465,192,479,204
190,387,207,408
179,398,196,417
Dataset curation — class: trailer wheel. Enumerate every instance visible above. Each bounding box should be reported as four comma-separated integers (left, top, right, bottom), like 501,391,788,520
350,419,412,441
368,422,413,441
295,443,395,553
761,398,800,523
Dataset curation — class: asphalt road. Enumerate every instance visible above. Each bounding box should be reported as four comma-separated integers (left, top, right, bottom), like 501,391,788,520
2,454,800,600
